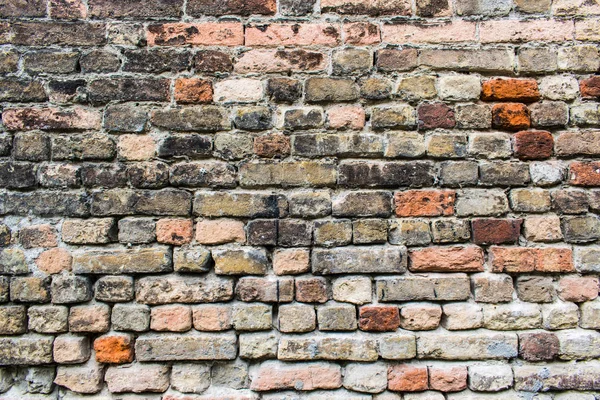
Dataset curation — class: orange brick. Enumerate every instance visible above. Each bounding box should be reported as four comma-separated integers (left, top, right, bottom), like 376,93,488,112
394,190,455,217
147,22,244,46
492,103,530,131
174,78,213,104
388,365,428,392
156,218,193,245
35,248,72,274
490,247,574,273
569,161,600,186
429,366,468,392
482,78,540,102
409,246,485,272
94,334,134,364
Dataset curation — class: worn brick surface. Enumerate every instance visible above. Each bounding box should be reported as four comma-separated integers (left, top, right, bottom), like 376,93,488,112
0,1,598,397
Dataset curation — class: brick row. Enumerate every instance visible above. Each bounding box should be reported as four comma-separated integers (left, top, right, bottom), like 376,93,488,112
3,0,600,19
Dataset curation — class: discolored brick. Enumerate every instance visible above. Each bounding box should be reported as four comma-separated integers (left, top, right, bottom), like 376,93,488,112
358,306,400,332
514,130,554,160
471,218,522,245
492,103,531,131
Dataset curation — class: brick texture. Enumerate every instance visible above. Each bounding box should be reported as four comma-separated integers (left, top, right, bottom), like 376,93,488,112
0,0,598,398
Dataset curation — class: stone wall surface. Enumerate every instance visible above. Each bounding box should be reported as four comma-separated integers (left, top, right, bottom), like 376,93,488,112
0,0,600,398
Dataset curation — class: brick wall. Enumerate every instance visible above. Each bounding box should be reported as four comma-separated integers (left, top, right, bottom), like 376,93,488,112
0,0,600,398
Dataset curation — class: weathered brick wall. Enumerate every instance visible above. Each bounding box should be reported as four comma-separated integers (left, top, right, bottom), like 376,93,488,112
1,0,600,398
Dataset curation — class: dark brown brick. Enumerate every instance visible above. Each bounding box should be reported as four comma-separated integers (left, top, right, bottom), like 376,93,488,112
518,332,559,361
472,218,522,245
10,22,106,46
88,0,183,18
358,306,400,332
514,130,554,160
187,0,276,16
418,103,455,130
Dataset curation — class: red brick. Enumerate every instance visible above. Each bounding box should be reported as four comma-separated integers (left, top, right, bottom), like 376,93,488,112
295,277,328,303
409,246,484,272
254,134,291,158
569,161,600,186
482,78,540,102
245,23,340,47
429,366,468,392
156,218,193,245
418,103,455,130
492,103,530,131
358,306,400,332
147,23,243,46
395,190,455,217
250,362,342,391
490,247,574,273
151,305,192,332
192,305,232,331
174,78,213,104
343,22,380,45
536,248,574,272
35,248,72,274
94,334,134,364
580,76,600,97
558,276,599,302
472,218,522,245
514,130,554,160
388,365,428,392
519,332,559,361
